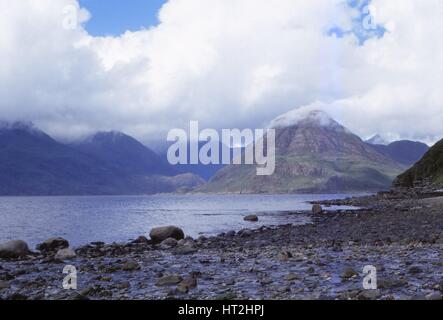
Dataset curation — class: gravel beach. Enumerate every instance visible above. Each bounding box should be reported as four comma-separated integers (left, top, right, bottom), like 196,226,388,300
1,193,443,300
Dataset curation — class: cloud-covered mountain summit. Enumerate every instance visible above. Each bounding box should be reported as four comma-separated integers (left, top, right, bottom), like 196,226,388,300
0,122,203,195
198,110,410,194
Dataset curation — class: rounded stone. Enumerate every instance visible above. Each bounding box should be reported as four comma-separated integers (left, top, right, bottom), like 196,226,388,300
149,226,185,243
0,240,30,259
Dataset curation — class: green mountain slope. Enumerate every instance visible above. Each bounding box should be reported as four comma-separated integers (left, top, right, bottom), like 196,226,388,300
197,110,405,194
394,138,443,188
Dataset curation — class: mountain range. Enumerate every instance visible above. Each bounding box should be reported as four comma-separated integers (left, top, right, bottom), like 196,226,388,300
197,110,427,194
0,111,431,195
0,122,203,195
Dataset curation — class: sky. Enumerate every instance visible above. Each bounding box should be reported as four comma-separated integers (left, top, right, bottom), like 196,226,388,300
0,0,443,145
78,0,166,36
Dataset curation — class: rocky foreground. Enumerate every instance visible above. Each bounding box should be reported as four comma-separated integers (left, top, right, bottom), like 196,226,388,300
1,193,443,300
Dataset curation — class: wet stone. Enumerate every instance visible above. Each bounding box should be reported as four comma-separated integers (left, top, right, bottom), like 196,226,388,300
156,275,183,287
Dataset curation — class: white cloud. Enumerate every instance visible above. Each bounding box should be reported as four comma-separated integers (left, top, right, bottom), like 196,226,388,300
307,0,443,144
0,0,442,145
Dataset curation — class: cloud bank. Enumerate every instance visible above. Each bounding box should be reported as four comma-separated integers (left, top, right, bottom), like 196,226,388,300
0,0,442,144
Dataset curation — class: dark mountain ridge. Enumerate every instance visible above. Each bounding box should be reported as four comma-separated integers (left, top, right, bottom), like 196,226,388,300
72,131,176,177
370,140,429,166
394,138,443,189
0,123,203,195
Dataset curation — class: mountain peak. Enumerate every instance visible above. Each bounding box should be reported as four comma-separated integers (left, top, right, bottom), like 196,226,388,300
270,109,347,133
87,131,128,143
366,134,388,145
267,108,398,162
74,130,176,177
0,120,43,134
200,107,405,194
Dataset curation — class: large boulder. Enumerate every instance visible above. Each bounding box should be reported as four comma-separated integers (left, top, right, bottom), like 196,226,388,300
150,226,185,243
0,240,30,258
36,237,69,252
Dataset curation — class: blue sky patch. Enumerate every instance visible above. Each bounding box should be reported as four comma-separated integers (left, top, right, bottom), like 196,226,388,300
329,0,386,44
79,0,167,36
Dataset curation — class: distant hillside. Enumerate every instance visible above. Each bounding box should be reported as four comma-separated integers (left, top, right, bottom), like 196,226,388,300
158,141,248,181
198,110,406,194
72,131,176,177
370,140,429,166
161,141,227,181
394,138,443,189
0,123,203,195
173,163,225,181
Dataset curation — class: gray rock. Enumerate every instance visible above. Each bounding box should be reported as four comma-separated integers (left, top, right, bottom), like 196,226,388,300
278,251,293,262
0,240,30,258
378,278,408,289
54,248,77,261
160,238,178,248
244,215,259,222
285,273,300,281
341,267,358,279
121,260,141,271
239,229,253,238
173,245,197,255
177,276,198,293
156,275,183,286
277,286,290,293
226,231,236,237
358,290,381,300
131,236,149,244
149,226,185,243
0,280,10,290
312,204,323,214
36,237,69,252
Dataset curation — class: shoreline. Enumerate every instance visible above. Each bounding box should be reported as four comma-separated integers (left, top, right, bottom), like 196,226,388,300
1,193,443,300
